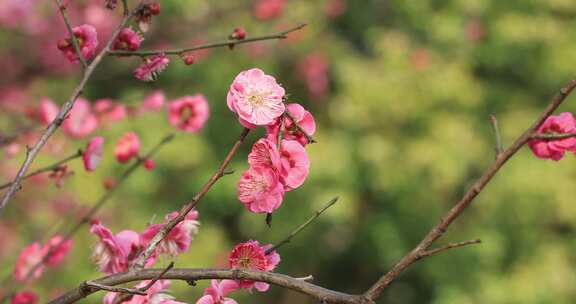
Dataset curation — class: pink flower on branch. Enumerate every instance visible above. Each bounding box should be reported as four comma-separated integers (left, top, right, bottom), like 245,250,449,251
114,132,140,163
62,98,98,139
90,220,142,274
248,138,281,170
112,27,143,52
43,235,72,267
228,240,280,291
141,211,200,257
57,24,99,63
237,166,285,213
168,95,210,133
278,139,310,191
266,103,316,146
196,280,239,304
227,68,285,127
528,112,576,161
10,291,38,304
83,136,104,171
133,54,170,82
13,242,46,282
103,280,185,304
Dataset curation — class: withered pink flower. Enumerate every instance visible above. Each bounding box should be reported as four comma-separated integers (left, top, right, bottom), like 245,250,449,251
57,24,99,63
168,95,210,133
90,220,142,274
43,235,72,267
141,211,200,257
237,166,285,214
112,27,143,52
227,68,285,127
196,280,239,304
62,98,98,139
13,242,47,282
528,112,576,161
228,240,280,291
133,54,170,82
266,103,316,146
83,136,104,171
114,132,140,163
10,291,38,304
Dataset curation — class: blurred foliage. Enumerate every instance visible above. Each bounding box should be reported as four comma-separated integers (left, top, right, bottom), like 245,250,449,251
1,0,576,303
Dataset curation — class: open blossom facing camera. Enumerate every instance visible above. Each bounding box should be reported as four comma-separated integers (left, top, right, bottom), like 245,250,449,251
90,220,142,274
134,54,170,82
10,291,38,304
83,136,104,171
227,68,285,127
13,242,46,282
112,27,143,52
228,240,280,291
57,24,99,63
62,98,98,139
266,103,316,146
237,166,285,213
196,280,239,304
248,138,281,170
168,95,210,133
141,211,200,257
114,132,140,163
528,112,576,161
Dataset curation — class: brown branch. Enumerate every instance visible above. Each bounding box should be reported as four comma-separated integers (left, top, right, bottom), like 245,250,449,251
266,197,338,254
0,149,83,190
530,132,576,140
81,281,147,296
415,239,481,261
285,110,316,144
54,0,87,68
363,79,576,301
132,128,251,269
489,115,503,156
111,262,175,304
48,268,372,304
0,5,141,214
108,24,307,57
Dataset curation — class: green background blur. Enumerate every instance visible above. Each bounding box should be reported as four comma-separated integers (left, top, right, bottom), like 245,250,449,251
2,0,576,303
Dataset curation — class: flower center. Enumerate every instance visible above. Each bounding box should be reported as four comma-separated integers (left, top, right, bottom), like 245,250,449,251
179,105,194,123
248,93,265,107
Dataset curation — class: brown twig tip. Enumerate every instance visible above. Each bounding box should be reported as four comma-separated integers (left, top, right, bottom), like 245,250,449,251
489,115,503,156
417,239,482,260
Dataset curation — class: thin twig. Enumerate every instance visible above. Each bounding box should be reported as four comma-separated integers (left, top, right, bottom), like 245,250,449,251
83,281,147,296
111,262,175,304
530,132,576,140
266,197,338,254
363,79,576,301
285,111,316,144
121,0,129,16
0,5,140,214
54,0,88,68
132,128,251,270
0,149,83,190
489,115,503,156
108,24,307,57
416,239,481,261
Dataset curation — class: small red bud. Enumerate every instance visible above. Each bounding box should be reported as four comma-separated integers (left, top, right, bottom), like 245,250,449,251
231,27,247,40
103,177,117,190
143,159,155,170
182,54,195,65
149,3,161,15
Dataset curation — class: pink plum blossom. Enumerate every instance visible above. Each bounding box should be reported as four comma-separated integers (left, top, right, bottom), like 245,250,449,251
141,211,200,257
227,68,285,127
94,99,126,125
196,280,239,304
134,54,169,82
528,112,576,161
10,291,38,304
114,132,140,163
83,136,104,171
43,235,72,267
168,95,210,133
38,97,59,125
62,98,98,139
112,27,143,52
266,103,316,146
253,0,286,20
57,24,99,63
228,240,280,291
13,242,47,282
278,139,310,190
237,166,285,213
248,138,281,170
142,90,165,111
103,280,185,304
90,220,142,274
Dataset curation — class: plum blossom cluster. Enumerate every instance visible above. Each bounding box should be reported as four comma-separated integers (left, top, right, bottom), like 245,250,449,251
13,235,72,282
528,112,576,161
195,240,281,304
227,68,315,213
57,24,98,63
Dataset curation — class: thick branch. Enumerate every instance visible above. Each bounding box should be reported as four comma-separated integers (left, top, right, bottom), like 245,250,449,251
0,149,83,190
132,128,250,269
54,0,87,68
0,5,140,214
49,268,372,304
363,79,576,300
108,24,307,57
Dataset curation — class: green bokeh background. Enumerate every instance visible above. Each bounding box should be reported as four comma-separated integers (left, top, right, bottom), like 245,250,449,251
2,0,576,303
